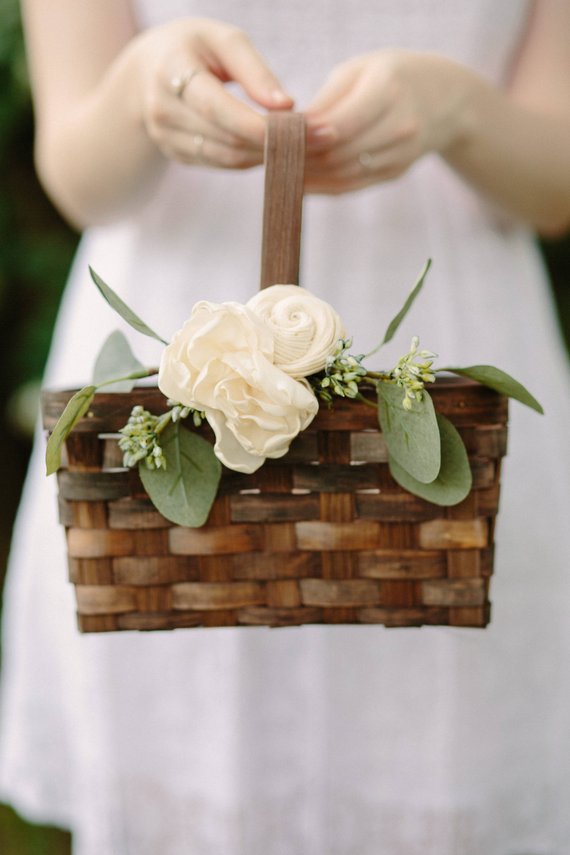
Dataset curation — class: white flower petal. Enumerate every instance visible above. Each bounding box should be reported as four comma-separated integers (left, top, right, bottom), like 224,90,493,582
205,408,266,473
247,285,345,377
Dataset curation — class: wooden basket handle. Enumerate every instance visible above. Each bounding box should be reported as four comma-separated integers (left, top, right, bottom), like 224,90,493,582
260,111,306,289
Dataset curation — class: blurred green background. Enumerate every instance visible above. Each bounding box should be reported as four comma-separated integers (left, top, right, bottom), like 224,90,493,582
0,0,568,852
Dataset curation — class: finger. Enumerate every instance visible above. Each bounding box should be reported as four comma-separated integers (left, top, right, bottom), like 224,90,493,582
164,98,246,148
174,69,268,146
207,26,294,110
307,71,396,146
307,113,420,170
161,129,262,169
305,174,375,195
306,146,412,186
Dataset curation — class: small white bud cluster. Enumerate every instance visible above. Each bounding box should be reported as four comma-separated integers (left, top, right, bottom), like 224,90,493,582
118,405,167,470
311,338,367,404
392,337,437,411
167,399,204,427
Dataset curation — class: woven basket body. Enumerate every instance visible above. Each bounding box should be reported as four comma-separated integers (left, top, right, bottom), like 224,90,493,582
42,377,507,632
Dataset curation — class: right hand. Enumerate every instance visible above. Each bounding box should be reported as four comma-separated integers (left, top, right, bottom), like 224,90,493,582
131,18,293,169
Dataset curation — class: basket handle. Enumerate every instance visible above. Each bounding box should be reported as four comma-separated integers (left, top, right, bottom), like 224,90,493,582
260,111,306,290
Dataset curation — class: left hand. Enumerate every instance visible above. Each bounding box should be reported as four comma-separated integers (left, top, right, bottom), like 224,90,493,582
304,50,476,194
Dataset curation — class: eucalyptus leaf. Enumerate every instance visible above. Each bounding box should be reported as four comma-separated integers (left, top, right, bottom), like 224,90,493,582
139,421,221,527
89,267,168,345
45,385,96,475
377,382,441,483
388,413,472,506
92,330,146,392
366,258,432,358
438,364,543,414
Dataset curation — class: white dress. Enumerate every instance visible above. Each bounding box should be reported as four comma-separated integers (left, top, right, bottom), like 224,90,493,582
2,2,570,853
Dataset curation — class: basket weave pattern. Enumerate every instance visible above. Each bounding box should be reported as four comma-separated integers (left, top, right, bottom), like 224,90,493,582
43,378,507,632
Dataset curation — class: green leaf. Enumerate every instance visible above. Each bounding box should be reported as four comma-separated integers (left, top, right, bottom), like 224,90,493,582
388,413,472,506
366,259,431,358
45,385,96,475
89,267,168,345
92,330,146,392
139,421,221,527
438,365,543,414
377,382,441,483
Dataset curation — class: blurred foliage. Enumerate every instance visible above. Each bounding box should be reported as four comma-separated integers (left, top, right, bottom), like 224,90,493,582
0,3,76,845
0,804,71,855
543,235,570,352
0,0,77,387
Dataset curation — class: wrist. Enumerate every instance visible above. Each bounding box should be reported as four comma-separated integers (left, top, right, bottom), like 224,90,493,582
438,66,496,158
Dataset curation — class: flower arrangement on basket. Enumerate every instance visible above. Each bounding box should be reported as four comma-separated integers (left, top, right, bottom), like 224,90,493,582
45,259,542,529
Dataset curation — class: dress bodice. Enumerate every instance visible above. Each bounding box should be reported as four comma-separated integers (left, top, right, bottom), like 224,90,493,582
133,0,532,97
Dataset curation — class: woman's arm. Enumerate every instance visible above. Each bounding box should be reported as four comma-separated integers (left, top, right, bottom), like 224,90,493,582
21,0,292,228
305,0,570,237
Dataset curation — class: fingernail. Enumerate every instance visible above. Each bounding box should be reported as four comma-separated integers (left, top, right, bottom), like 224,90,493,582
307,125,338,144
270,89,292,105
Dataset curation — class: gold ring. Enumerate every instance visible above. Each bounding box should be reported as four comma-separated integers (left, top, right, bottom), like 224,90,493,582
170,68,200,99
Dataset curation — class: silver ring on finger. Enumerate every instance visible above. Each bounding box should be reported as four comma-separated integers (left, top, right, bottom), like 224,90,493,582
170,68,200,99
358,151,374,172
192,133,205,161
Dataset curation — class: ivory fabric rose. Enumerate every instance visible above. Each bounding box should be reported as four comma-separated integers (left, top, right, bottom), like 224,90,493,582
158,300,318,473
247,284,345,378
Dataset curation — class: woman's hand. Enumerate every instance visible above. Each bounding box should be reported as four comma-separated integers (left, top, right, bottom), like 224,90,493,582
21,1,293,225
134,18,293,169
304,50,474,194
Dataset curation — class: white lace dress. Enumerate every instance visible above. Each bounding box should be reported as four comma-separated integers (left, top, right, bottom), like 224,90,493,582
2,2,570,853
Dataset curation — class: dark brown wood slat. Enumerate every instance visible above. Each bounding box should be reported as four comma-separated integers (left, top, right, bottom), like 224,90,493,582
460,425,508,458
355,492,440,522
359,606,448,627
77,614,119,633
68,558,114,585
135,586,173,613
265,580,302,608
197,555,234,583
293,464,381,492
232,551,319,580
381,580,422,608
449,602,491,627
58,470,131,501
237,606,323,626
118,611,204,631
230,493,320,523
108,498,171,529
113,556,198,585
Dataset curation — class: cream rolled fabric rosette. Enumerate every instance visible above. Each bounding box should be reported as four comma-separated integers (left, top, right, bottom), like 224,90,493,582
158,285,346,473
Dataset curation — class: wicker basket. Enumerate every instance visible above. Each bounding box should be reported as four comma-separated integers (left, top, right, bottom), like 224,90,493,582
41,113,508,633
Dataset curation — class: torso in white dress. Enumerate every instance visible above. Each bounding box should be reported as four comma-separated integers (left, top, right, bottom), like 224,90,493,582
2,2,570,854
